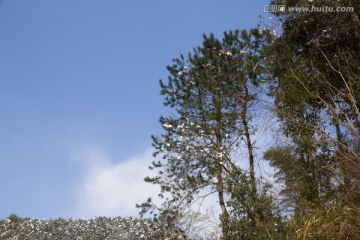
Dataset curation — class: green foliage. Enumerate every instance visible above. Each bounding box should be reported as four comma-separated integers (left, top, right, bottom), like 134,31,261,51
226,175,287,240
138,29,277,238
263,0,360,238
7,213,21,223
138,1,359,239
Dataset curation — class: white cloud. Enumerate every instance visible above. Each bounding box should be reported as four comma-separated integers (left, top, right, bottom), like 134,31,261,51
71,146,224,237
73,147,159,218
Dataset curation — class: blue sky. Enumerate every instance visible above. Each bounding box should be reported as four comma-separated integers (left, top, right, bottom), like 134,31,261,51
0,0,270,219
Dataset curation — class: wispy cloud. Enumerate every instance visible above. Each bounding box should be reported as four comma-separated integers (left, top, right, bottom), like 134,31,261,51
73,147,159,218
71,146,223,237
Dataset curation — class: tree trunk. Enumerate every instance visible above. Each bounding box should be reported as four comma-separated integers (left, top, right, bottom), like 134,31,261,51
242,85,261,227
215,125,229,238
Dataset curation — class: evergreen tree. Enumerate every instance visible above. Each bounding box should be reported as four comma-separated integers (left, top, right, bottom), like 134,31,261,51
137,29,276,239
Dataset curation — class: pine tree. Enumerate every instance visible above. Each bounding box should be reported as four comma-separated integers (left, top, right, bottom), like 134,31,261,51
137,29,273,239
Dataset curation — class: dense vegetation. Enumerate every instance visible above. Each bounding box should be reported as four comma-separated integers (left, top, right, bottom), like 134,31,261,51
138,0,360,239
0,215,188,240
